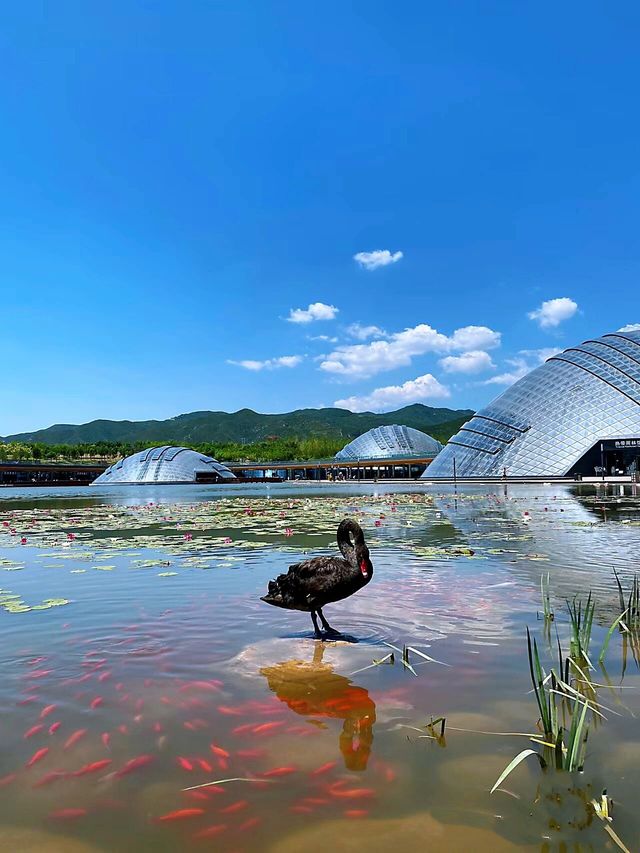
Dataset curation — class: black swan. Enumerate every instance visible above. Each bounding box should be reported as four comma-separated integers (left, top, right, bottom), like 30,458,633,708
261,519,373,638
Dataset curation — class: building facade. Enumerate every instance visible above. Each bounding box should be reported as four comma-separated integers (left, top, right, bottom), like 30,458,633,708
93,446,236,484
425,329,640,478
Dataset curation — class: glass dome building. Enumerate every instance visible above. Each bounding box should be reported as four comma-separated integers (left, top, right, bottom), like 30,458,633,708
336,425,443,461
93,446,236,484
425,329,640,478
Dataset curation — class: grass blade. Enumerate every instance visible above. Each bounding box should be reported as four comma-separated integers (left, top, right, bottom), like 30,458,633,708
490,749,544,794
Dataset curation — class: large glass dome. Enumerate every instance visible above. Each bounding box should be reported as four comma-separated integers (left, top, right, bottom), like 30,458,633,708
425,329,640,478
336,425,443,461
93,446,236,484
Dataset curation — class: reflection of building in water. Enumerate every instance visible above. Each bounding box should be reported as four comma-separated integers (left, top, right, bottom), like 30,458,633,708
434,485,640,611
261,644,376,771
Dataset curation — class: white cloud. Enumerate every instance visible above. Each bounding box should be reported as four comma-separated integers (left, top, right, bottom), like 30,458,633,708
308,334,338,343
320,323,501,379
346,323,387,340
353,250,403,270
483,347,561,386
618,323,640,332
334,373,450,412
287,302,339,324
439,350,495,374
227,355,303,371
528,297,578,329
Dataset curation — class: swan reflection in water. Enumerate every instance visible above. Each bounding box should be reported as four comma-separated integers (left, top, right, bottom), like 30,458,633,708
260,644,376,771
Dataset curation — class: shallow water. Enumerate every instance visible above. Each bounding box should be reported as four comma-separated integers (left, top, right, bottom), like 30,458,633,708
0,482,639,852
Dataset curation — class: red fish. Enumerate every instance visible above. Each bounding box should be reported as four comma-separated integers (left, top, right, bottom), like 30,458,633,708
261,766,296,778
17,696,38,706
64,729,87,750
185,790,209,802
98,671,111,683
114,755,154,778
238,817,261,832
117,725,128,735
0,774,16,787
177,757,194,771
210,744,230,759
179,680,222,693
290,805,313,814
231,723,254,736
217,758,229,771
329,786,375,799
193,824,227,839
48,722,61,735
24,724,44,739
26,747,49,768
217,705,243,716
90,696,104,709
73,759,112,776
252,721,284,734
33,770,68,787
49,809,87,820
344,809,368,818
311,761,337,776
197,759,213,772
219,800,248,814
236,748,266,759
40,704,57,719
101,732,111,749
159,808,204,821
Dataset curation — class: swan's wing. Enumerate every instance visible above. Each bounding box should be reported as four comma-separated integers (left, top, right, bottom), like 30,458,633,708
287,556,350,579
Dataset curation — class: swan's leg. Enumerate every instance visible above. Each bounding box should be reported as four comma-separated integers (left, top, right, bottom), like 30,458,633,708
310,611,322,639
318,608,339,635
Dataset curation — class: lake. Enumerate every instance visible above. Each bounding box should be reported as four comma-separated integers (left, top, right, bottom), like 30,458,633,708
0,482,638,852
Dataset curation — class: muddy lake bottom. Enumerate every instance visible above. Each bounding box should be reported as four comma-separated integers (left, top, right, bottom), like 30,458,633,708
0,482,639,852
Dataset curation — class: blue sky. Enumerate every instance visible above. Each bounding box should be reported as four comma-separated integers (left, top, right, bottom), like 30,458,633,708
2,2,640,435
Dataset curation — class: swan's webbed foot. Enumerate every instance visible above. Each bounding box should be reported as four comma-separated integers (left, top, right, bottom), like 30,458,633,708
318,608,341,637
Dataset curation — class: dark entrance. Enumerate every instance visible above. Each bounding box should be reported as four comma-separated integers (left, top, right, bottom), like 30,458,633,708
567,438,640,477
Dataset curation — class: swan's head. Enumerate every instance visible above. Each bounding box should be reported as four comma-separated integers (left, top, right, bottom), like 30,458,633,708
358,545,372,579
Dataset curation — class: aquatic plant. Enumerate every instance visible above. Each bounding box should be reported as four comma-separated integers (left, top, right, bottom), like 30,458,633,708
539,571,554,621
566,593,595,666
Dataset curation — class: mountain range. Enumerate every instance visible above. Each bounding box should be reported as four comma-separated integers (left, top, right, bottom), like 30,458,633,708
2,404,473,446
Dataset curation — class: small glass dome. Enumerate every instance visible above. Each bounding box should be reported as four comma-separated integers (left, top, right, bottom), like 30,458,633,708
336,425,443,461
92,446,236,484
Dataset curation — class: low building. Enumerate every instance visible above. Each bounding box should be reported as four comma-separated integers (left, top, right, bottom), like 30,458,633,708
92,446,236,484
425,329,640,478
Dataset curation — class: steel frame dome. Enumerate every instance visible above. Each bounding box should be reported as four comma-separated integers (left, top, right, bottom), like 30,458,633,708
336,424,443,461
425,330,640,478
93,446,236,484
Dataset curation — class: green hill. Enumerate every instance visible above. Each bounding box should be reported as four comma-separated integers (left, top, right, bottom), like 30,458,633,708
2,404,473,446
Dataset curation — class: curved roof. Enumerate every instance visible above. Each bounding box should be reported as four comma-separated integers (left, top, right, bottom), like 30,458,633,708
336,424,443,461
425,330,640,478
93,446,236,484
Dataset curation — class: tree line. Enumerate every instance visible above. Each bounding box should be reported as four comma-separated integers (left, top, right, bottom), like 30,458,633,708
0,436,348,464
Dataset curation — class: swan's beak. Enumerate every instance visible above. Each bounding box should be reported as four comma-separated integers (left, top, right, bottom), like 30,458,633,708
359,560,369,578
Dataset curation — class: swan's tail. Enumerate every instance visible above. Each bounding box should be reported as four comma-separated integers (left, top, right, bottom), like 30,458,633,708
260,578,286,607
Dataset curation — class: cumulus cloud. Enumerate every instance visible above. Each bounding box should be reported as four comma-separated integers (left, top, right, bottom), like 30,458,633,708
308,334,338,343
227,355,303,371
320,323,501,379
618,323,640,332
528,297,578,329
346,323,387,340
287,302,339,324
353,250,403,270
439,350,495,374
483,347,561,386
334,373,450,412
